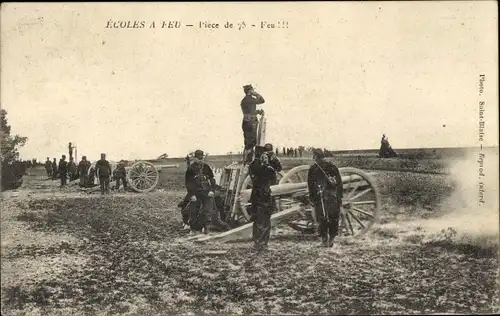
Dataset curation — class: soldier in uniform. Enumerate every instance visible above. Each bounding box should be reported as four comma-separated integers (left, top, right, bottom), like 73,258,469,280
58,155,68,187
51,158,58,180
307,148,343,247
241,84,265,163
95,153,112,195
45,157,52,178
248,146,278,251
68,142,74,160
185,150,228,234
88,165,96,187
263,143,282,214
78,156,90,187
68,157,77,181
113,160,128,191
263,143,282,181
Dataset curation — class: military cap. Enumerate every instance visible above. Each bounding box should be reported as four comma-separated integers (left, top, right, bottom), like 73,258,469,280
264,143,273,152
312,148,325,159
243,84,253,92
194,150,204,158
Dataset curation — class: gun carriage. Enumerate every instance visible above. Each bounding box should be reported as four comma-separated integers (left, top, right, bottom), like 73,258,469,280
82,161,179,193
192,113,382,243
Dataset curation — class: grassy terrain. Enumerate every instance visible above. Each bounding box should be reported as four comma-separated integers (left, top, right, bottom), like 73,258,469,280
1,169,498,315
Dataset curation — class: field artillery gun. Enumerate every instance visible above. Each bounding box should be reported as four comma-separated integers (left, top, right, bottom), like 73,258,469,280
71,161,179,193
193,114,381,243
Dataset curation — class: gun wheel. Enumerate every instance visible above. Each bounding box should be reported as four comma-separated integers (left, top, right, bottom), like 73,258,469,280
311,167,381,240
128,161,159,193
283,166,381,240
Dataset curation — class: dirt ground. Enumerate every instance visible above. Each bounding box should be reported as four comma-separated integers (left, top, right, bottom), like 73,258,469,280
1,168,499,315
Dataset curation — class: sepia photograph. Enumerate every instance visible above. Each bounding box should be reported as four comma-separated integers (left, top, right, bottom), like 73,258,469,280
1,1,499,315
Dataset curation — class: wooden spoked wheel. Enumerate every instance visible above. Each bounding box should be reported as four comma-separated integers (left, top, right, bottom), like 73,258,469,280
278,165,310,184
281,165,380,240
315,167,380,240
278,165,314,218
127,161,159,193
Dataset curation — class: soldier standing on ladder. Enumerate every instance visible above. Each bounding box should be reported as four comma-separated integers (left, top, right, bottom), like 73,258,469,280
241,84,265,163
307,148,343,248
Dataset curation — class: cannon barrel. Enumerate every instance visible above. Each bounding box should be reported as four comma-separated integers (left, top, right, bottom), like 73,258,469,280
239,173,373,198
124,164,179,170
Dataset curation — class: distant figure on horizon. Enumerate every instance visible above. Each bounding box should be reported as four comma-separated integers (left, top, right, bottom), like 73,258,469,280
379,134,398,158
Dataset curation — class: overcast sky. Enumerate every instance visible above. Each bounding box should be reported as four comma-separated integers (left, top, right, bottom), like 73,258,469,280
1,2,498,161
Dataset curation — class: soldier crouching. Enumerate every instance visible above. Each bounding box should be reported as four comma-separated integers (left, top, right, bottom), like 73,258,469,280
113,160,128,191
185,150,229,234
307,148,343,248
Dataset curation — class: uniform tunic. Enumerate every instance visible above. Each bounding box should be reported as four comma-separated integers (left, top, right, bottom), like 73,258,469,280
52,161,58,180
248,156,276,249
58,160,68,186
95,159,112,194
45,160,52,177
185,161,217,231
68,161,77,181
307,159,343,241
114,163,128,190
241,93,265,150
78,160,90,187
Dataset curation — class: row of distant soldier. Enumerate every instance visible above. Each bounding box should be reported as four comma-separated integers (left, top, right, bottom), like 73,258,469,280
43,151,129,194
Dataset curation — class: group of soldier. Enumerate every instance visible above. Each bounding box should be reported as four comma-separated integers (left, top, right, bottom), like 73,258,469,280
178,84,344,251
240,84,344,249
43,149,129,195
278,147,304,158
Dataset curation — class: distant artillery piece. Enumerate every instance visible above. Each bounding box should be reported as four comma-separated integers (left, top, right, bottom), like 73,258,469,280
189,113,381,243
69,161,179,193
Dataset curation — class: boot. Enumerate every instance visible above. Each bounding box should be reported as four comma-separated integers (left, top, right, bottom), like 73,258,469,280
328,235,335,248
317,236,328,247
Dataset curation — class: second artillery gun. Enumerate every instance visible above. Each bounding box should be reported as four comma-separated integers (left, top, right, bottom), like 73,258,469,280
70,160,179,193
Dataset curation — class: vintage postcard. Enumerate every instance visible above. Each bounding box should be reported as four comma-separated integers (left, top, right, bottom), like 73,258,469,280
1,2,498,315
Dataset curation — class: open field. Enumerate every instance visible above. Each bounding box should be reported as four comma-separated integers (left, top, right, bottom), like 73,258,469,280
1,159,499,315
148,146,499,179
